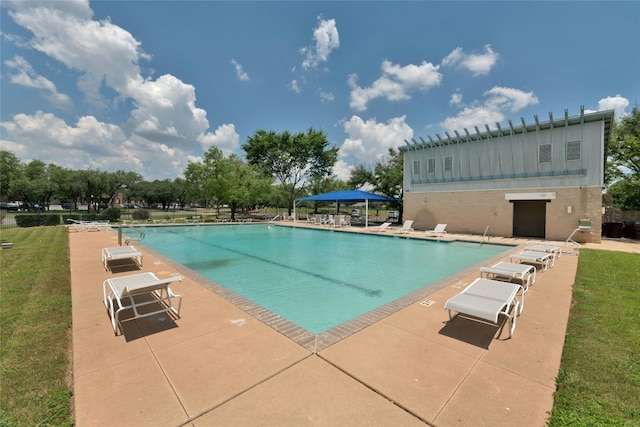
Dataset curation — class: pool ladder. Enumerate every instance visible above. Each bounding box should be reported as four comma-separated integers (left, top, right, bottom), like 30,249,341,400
118,223,145,246
268,215,281,223
480,226,490,246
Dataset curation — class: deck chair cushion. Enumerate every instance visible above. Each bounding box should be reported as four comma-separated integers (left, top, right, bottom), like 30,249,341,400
444,278,523,338
102,246,143,270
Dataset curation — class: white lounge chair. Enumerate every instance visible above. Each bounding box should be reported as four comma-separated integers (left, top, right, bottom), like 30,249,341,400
444,278,524,339
395,220,414,234
425,223,447,237
66,219,110,232
103,272,183,335
102,246,143,270
510,251,555,271
371,222,392,232
480,261,536,295
525,242,562,259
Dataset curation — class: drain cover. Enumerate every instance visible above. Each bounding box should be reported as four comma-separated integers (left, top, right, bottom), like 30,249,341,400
420,299,435,307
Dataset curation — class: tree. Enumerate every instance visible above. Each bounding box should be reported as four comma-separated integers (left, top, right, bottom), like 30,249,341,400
105,170,143,207
608,178,640,210
0,150,23,200
606,106,640,210
141,180,177,209
347,164,375,190
348,148,404,218
243,128,338,215
7,160,56,210
185,147,273,220
172,178,187,209
607,106,640,184
298,175,348,215
184,161,208,206
216,154,273,220
373,148,404,200
71,170,112,211
184,146,226,207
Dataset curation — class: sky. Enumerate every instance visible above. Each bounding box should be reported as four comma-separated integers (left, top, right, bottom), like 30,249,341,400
1,1,638,182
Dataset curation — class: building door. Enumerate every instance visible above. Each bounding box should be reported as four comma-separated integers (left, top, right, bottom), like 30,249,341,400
512,200,547,238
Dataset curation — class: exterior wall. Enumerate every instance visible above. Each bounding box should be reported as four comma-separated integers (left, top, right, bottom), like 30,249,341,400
404,120,606,190
404,186,602,243
400,110,613,244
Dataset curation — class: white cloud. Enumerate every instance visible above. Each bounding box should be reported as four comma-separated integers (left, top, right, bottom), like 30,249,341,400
0,110,224,179
320,90,334,102
348,60,442,112
484,86,539,113
441,107,506,133
0,110,126,168
8,1,147,108
4,0,235,179
289,79,301,93
596,95,630,119
340,115,414,168
4,55,73,110
127,74,210,148
332,159,356,182
441,86,539,131
231,59,250,81
442,45,499,76
301,17,340,70
449,90,463,106
197,123,240,155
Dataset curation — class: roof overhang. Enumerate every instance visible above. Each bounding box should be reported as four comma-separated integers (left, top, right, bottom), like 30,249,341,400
399,107,615,152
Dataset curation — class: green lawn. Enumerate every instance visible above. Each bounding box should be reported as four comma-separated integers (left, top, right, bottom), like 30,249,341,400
0,226,73,427
0,228,638,426
548,249,640,426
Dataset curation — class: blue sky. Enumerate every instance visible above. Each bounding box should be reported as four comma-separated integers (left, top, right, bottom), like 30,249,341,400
1,1,638,181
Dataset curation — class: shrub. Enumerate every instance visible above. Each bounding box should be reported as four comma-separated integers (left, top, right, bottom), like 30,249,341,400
14,214,61,227
131,209,150,221
101,207,121,222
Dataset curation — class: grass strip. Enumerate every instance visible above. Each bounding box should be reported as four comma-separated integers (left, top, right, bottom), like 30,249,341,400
548,249,640,426
0,226,73,427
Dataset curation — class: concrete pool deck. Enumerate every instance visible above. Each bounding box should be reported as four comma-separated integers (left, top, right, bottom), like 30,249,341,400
70,225,639,426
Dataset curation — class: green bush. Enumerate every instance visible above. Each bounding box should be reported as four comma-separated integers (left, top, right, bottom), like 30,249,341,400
101,207,121,222
131,209,150,221
14,214,61,227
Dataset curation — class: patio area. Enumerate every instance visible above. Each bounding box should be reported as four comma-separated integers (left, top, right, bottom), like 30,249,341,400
70,224,632,426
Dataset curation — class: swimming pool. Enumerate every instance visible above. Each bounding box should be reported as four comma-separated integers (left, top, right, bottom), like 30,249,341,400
127,225,510,334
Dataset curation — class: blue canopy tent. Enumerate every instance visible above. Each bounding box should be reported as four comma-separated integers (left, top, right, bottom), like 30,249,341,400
295,189,399,227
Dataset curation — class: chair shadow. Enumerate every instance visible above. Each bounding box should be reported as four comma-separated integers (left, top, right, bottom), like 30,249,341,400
117,294,180,342
438,315,510,349
107,258,142,274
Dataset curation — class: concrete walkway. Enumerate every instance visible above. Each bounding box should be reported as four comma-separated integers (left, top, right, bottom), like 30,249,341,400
70,226,639,426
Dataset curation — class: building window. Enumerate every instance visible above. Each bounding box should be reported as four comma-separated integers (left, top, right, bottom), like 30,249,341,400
412,160,421,175
427,158,435,173
566,140,581,161
444,156,452,172
539,144,551,163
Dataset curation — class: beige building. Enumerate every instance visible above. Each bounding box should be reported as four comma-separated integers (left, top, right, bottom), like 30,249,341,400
400,108,614,243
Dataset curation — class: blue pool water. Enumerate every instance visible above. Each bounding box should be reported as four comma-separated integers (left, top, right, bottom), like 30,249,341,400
128,225,509,333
